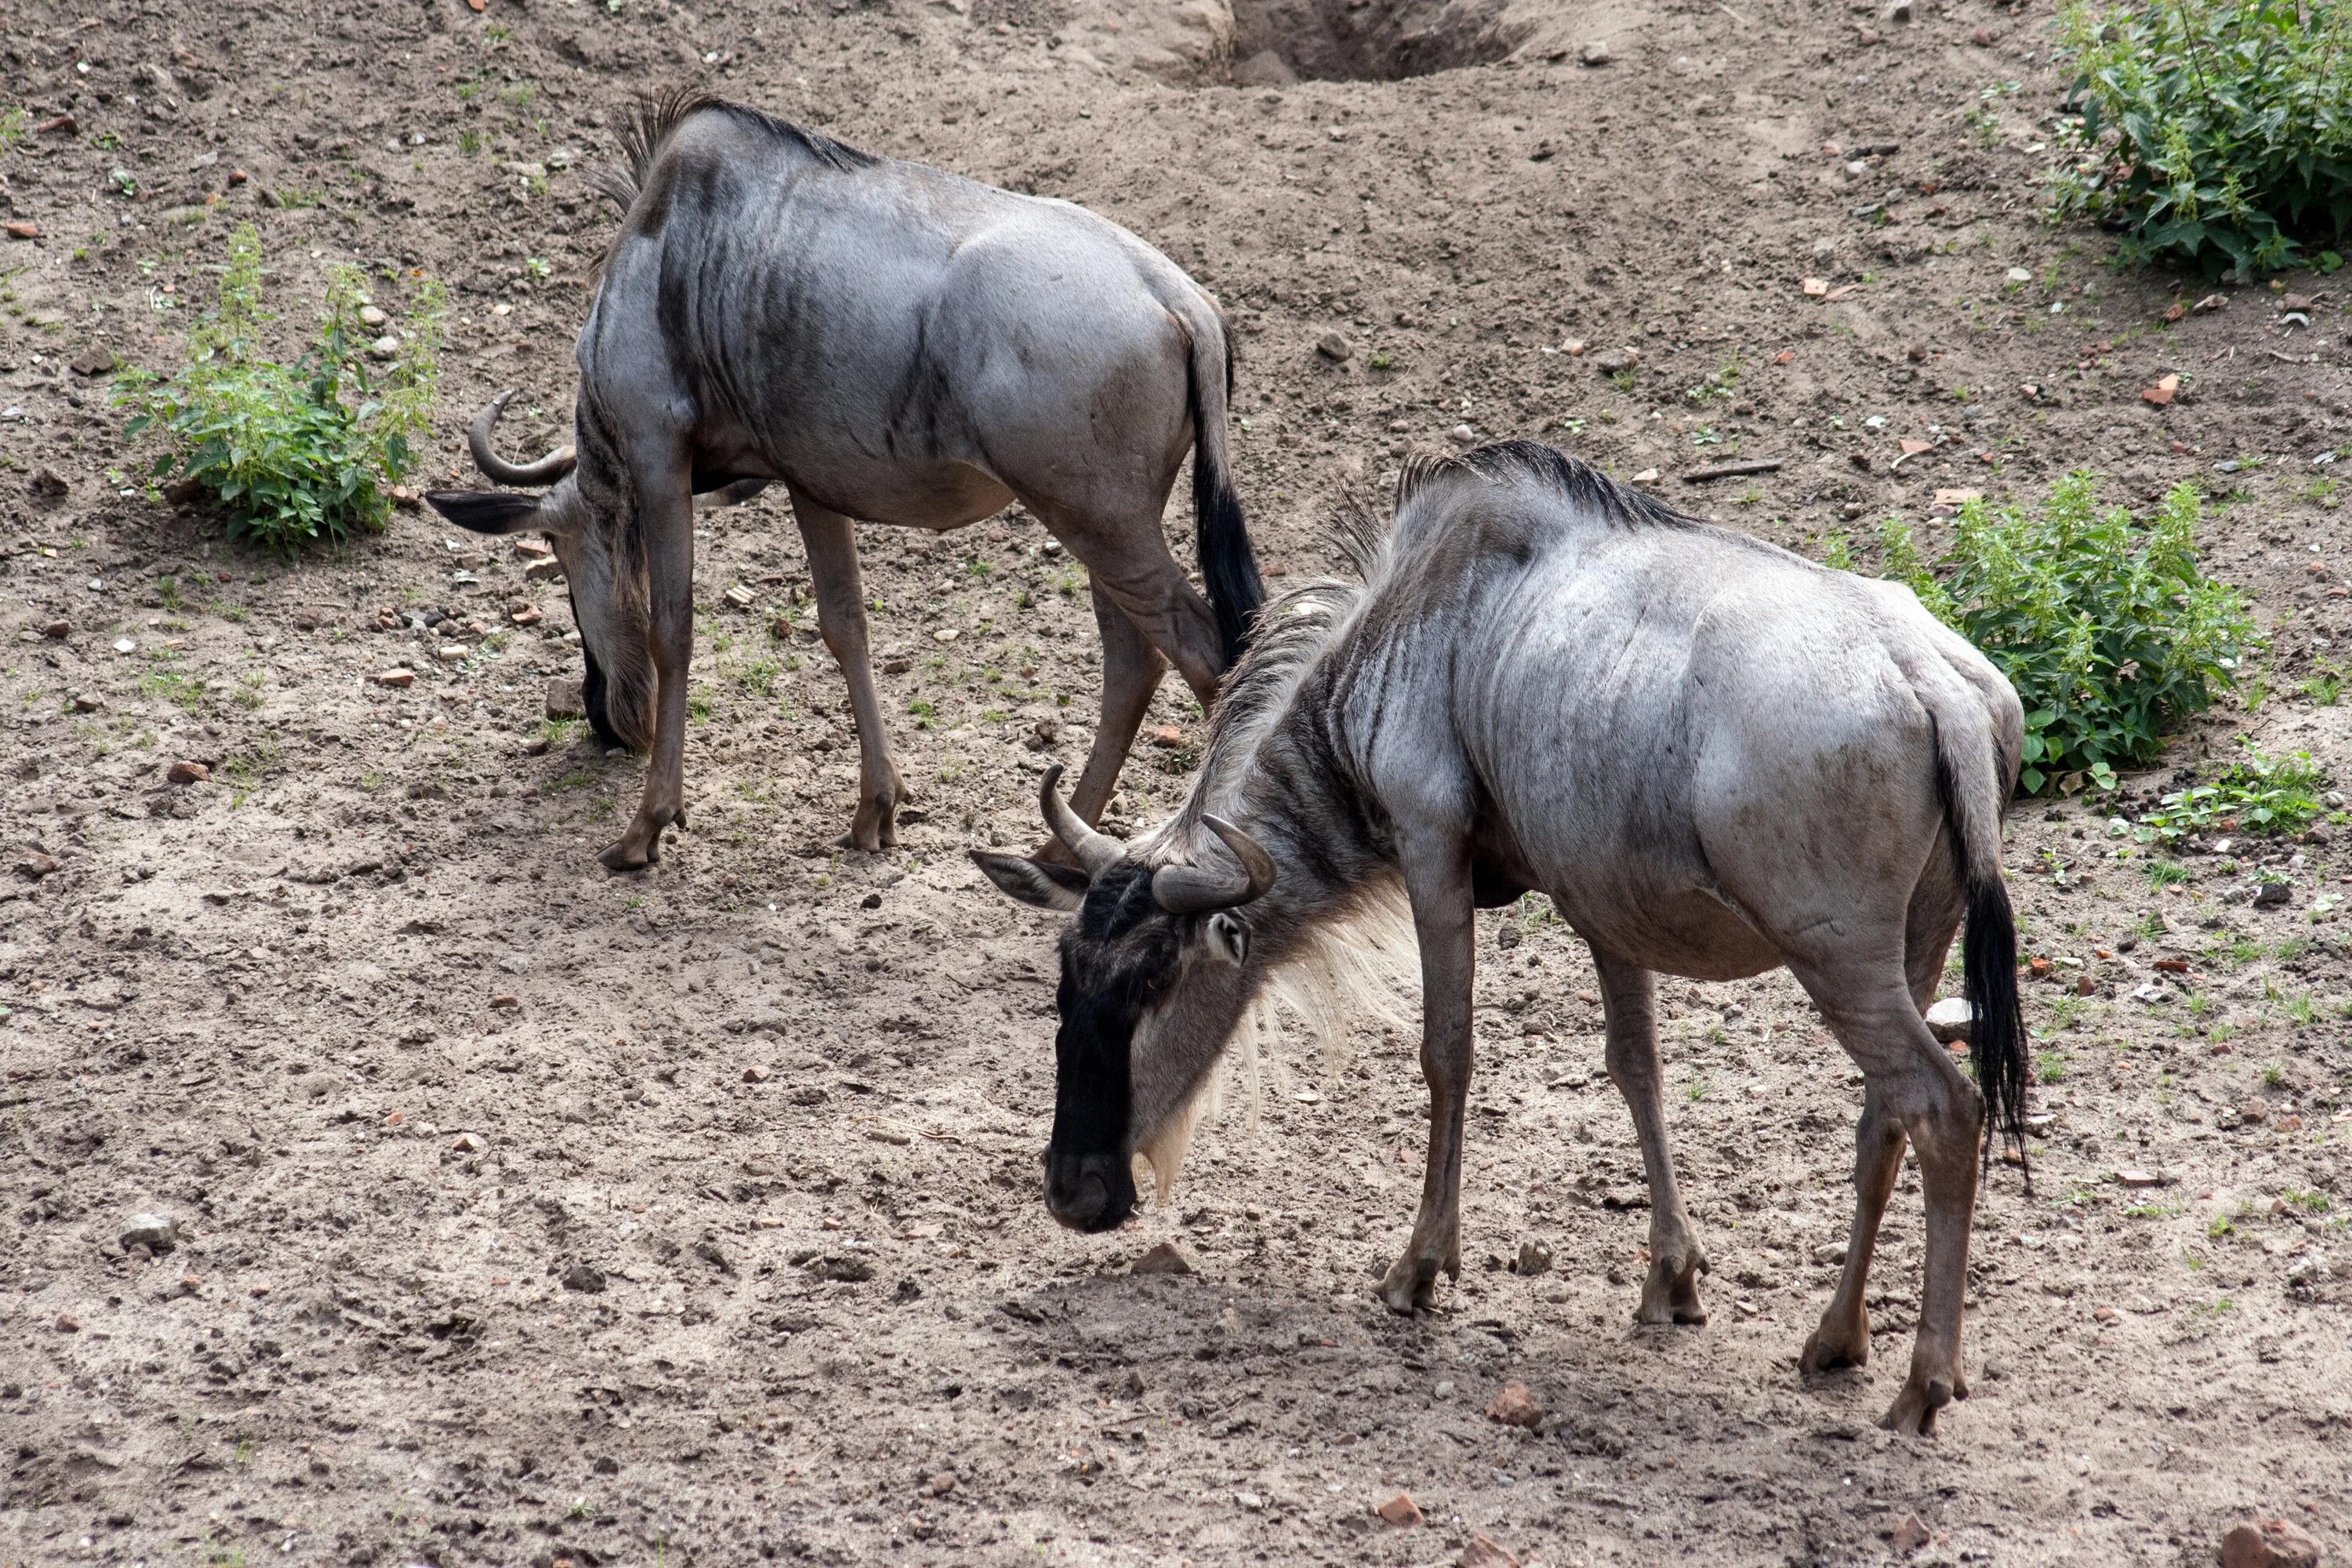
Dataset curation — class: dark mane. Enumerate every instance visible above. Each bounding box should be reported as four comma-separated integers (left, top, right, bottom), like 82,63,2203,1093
590,86,878,215
1399,438,1700,532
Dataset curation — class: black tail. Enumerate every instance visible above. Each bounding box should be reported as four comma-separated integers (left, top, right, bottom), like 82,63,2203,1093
1185,318,1264,663
1927,709,2029,1181
1962,869,2029,1177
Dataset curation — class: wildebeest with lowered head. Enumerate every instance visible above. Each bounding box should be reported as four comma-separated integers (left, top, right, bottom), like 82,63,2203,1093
427,89,1264,868
974,442,2031,1436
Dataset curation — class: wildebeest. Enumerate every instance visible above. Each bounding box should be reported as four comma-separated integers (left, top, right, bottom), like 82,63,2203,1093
973,442,2030,1436
427,89,1264,868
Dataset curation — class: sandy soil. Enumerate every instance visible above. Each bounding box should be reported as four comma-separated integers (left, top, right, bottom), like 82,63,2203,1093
3,0,2350,1563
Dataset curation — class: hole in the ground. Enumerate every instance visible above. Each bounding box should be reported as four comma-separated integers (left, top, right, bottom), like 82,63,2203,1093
1229,0,1525,82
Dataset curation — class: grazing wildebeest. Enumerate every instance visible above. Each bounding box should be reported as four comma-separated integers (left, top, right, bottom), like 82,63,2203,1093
426,89,1264,868
973,442,2030,1436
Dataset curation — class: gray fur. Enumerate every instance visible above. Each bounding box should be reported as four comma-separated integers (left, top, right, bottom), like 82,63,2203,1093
430,90,1261,868
980,441,2026,1437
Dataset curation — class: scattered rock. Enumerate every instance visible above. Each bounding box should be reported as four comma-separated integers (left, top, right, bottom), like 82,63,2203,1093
2116,1169,2164,1188
927,1471,957,1497
742,1064,771,1083
2194,293,2228,314
524,557,566,583
358,304,389,329
18,851,58,880
1883,0,1912,20
489,994,521,1011
434,644,470,663
1460,1534,1519,1568
1131,1241,1194,1276
376,668,416,688
43,619,71,641
71,692,103,713
1802,277,1831,297
1316,331,1353,362
166,760,211,786
1889,1512,1931,1554
119,1213,180,1254
2241,1098,2270,1124
1924,996,1972,1044
1449,423,1478,445
1484,1381,1542,1428
3,221,41,241
1148,724,1184,748
367,335,401,361
546,677,586,720
2220,1519,2321,1568
71,347,116,376
55,1312,79,1333
1579,41,1611,65
2143,372,2180,406
723,583,757,608
1813,1240,1849,1265
1590,347,1639,373
1375,1492,1424,1527
561,1263,608,1294
451,1133,486,1153
2252,880,2290,909
1513,1239,1553,1276
28,467,71,503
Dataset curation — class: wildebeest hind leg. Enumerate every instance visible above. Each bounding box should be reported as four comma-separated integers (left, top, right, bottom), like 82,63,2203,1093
1593,949,1709,1325
1043,509,1225,708
1038,583,1166,861
1801,1083,1904,1374
1794,964,1982,1436
793,493,906,852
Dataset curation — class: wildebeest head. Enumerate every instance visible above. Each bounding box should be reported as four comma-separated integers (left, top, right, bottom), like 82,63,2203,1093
424,391,652,750
972,767,1274,1233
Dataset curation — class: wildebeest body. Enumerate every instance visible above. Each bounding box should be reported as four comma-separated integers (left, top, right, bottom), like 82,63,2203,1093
432,93,1262,867
978,442,2029,1439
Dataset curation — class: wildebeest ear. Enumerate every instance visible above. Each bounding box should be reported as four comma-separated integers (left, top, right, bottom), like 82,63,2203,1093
970,851,1088,912
425,490,546,535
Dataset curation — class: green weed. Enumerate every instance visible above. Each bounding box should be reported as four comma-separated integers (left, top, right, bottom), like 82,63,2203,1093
116,223,445,555
1876,474,2259,793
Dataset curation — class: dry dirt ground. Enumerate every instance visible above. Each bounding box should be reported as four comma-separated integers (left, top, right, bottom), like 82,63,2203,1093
3,0,2351,1563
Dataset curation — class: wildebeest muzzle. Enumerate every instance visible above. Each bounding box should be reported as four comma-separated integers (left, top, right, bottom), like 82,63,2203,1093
1043,1147,1136,1233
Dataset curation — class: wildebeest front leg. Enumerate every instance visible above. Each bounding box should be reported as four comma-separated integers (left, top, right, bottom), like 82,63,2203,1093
601,466,695,871
1592,949,1709,1325
1381,845,1476,1315
793,494,906,852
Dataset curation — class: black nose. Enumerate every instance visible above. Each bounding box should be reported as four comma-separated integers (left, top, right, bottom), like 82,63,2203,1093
1044,1151,1135,1233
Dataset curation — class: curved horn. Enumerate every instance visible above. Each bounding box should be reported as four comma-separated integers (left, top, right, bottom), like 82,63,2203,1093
1152,814,1276,916
1039,764,1125,877
467,389,576,487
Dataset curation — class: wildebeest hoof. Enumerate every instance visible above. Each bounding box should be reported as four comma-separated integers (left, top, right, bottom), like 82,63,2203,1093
1800,1312,1871,1374
1635,1243,1709,1325
840,784,903,852
1378,1254,1442,1316
601,809,676,871
1879,1374,1955,1437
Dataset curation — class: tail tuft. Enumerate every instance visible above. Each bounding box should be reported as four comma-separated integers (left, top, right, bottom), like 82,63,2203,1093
1962,869,2030,1181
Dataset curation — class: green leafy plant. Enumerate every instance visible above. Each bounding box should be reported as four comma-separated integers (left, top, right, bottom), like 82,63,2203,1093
2049,1,2352,278
2134,741,2325,840
117,224,443,556
1878,474,2259,793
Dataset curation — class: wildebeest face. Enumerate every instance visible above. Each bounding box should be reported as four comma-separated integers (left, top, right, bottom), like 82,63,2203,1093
425,391,656,752
974,770,1273,1232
